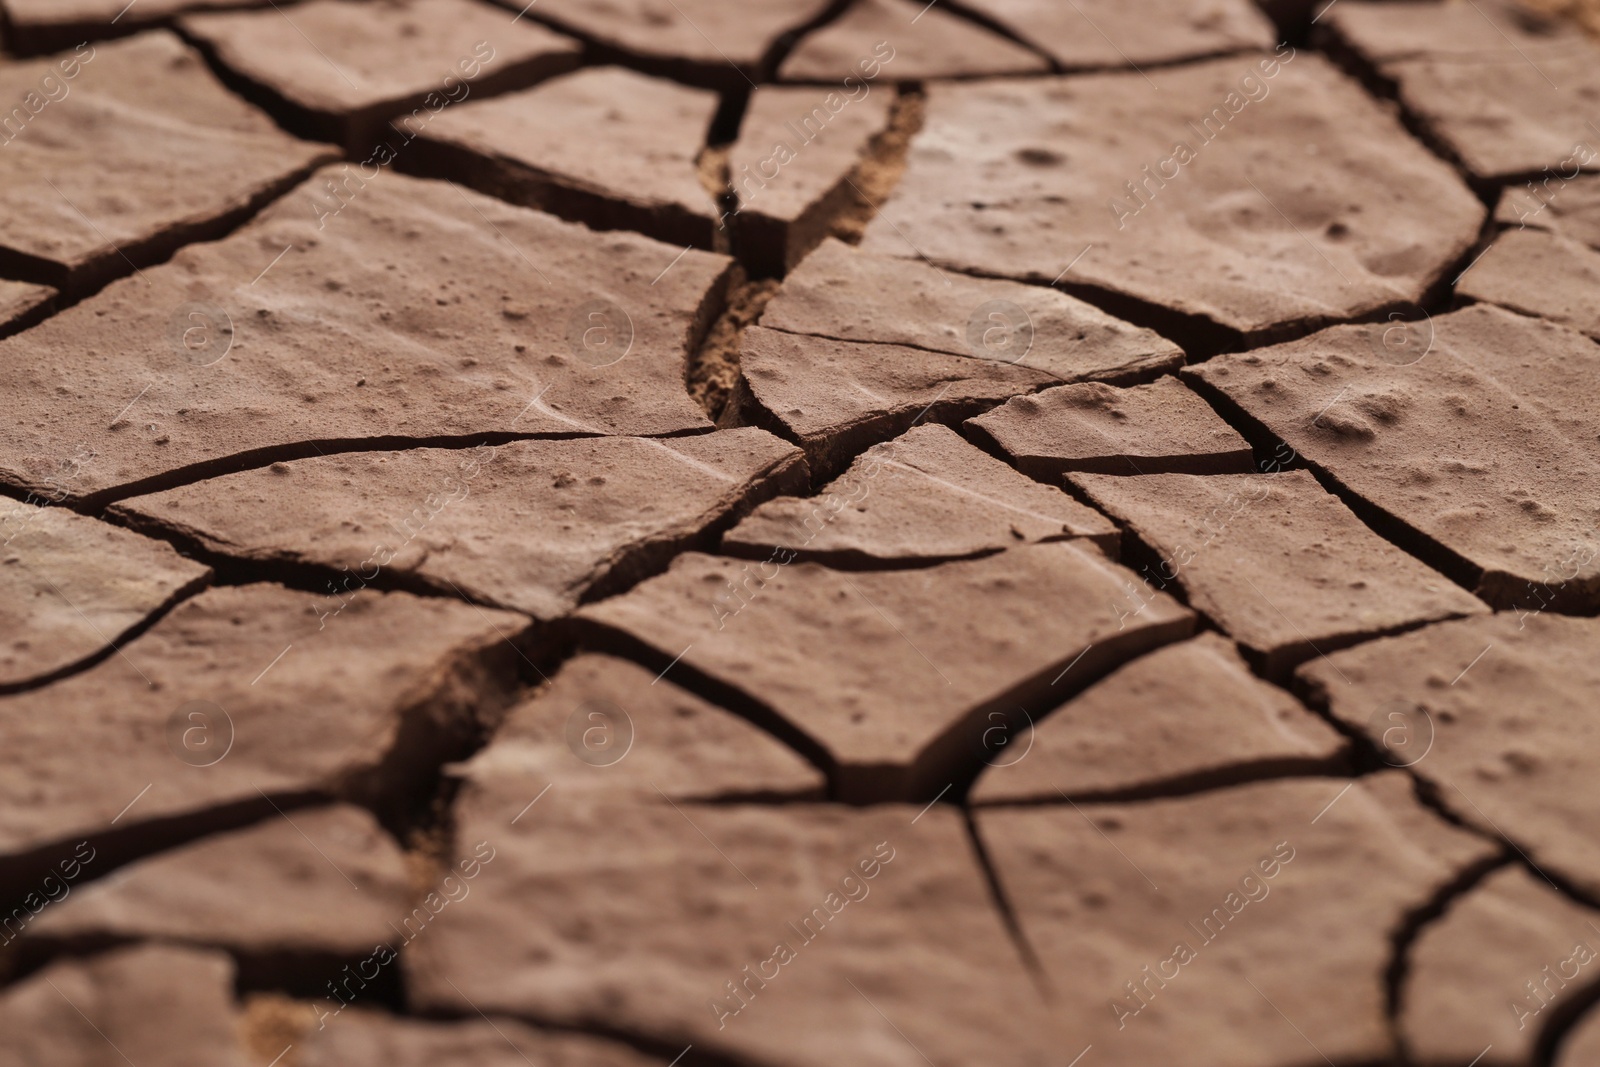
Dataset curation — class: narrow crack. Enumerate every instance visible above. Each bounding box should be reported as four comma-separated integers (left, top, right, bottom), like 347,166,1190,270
756,0,859,83
0,425,717,512
1384,847,1513,1063
560,612,841,794
1177,370,1497,605
962,808,1053,999
0,567,212,697
0,288,57,340
414,1005,771,1067
973,758,1356,809
3,7,1593,1053
1536,975,1600,1067
0,788,330,989
1311,19,1509,209
0,152,333,303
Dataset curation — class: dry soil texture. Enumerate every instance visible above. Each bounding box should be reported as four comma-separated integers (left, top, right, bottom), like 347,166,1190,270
0,1,1596,1065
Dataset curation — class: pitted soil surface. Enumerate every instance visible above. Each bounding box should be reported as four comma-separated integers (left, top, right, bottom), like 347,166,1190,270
1,2,1598,1064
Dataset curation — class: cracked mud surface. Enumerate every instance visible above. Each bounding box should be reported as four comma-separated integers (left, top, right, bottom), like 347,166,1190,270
2,0,1599,1065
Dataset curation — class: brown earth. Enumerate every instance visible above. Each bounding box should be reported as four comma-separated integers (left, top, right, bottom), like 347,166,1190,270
1,0,1598,1064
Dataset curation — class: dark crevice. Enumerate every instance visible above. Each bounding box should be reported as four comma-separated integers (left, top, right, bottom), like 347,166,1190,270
1537,975,1600,1067
804,391,1046,488
560,614,842,795
936,0,1290,76
956,400,1239,488
0,151,335,303
974,756,1355,809
0,617,536,990
0,789,330,987
1240,611,1482,686
707,91,749,147
1310,20,1480,194
728,326,1176,493
332,616,535,839
1050,491,1183,598
383,78,759,259
1471,159,1600,208
0,288,57,340
1178,368,1497,604
1052,275,1446,363
174,20,356,147
888,250,1456,364
109,519,565,667
0,568,213,697
1372,778,1600,1067
1180,388,1311,478
674,785,829,805
913,0,1057,68
708,423,1120,570
706,407,1122,566
1286,633,1600,940
175,22,579,156
1299,676,1517,873
1290,670,1395,780
771,35,1313,86
402,767,470,899
731,379,1063,488
415,1003,771,1067
575,536,1186,808
4,934,408,1013
238,946,409,1011
1069,283,1228,359
472,0,800,97
1056,44,1277,76
1258,0,1331,51
962,809,1053,1000
96,443,804,639
720,540,1010,571
1384,847,1513,1063
930,624,1197,807
4,425,715,512
1421,211,1502,314
1426,798,1600,916
701,141,747,266
757,321,1173,385
99,506,520,605
400,134,722,251
756,0,858,84
725,84,924,279
1299,679,1600,920
1311,18,1593,209
572,451,811,605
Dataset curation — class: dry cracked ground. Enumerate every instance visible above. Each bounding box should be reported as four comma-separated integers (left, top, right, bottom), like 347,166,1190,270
4,0,1600,1064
